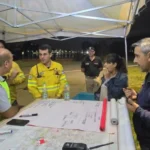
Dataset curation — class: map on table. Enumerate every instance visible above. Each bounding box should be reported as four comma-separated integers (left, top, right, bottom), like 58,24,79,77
0,125,111,150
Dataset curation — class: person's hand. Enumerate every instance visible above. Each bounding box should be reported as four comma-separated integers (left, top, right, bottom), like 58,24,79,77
7,69,19,84
126,99,139,113
123,87,137,100
103,68,111,79
9,69,19,80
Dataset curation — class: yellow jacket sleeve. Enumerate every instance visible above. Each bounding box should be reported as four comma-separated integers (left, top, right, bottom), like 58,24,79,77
57,65,67,97
11,62,25,85
4,61,25,85
28,67,42,99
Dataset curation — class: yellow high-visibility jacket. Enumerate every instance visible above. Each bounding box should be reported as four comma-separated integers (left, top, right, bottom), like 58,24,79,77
0,78,11,103
4,61,25,103
28,61,67,99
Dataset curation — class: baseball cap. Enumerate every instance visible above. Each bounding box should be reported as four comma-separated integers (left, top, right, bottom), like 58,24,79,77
87,47,95,51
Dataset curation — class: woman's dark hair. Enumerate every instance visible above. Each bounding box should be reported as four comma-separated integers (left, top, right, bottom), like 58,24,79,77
0,40,6,48
105,53,127,73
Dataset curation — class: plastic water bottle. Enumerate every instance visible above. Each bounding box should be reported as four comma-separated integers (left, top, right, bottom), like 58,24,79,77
42,82,48,99
64,83,70,100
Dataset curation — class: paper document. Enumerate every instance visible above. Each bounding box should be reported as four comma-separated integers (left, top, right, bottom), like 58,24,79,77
14,100,105,132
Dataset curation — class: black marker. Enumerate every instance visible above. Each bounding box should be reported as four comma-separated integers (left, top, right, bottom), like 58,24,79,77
19,113,38,117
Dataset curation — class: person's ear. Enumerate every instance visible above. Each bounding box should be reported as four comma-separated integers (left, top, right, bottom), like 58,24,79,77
4,60,8,68
50,53,53,58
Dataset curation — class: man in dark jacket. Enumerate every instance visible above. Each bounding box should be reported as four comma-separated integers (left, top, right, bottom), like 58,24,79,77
123,38,150,150
81,47,103,93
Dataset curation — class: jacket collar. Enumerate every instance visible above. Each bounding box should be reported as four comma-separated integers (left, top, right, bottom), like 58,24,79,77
113,72,121,79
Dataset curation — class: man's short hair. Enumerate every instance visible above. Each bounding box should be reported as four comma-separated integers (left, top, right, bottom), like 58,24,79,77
39,44,52,53
132,38,150,54
87,47,95,51
0,48,12,66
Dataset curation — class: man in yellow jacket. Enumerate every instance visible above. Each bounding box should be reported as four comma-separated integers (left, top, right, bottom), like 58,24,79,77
28,44,67,99
0,40,25,105
4,62,25,105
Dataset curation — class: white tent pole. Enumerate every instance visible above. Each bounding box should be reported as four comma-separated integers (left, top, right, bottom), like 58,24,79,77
16,0,131,27
123,0,135,65
44,0,61,31
0,2,14,8
124,29,128,65
6,26,124,42
61,29,124,41
0,18,13,26
0,8,13,13
73,15,130,23
6,33,61,43
16,0,132,15
17,10,58,40
131,0,140,19
123,0,140,65
14,0,17,26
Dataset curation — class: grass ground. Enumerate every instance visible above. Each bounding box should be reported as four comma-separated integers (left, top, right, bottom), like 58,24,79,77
16,59,145,150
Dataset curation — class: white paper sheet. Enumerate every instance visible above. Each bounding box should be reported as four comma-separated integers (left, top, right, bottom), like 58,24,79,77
14,99,62,122
117,97,135,150
110,98,118,125
14,100,103,132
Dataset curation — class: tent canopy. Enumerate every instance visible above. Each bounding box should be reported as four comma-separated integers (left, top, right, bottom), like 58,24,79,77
0,0,145,43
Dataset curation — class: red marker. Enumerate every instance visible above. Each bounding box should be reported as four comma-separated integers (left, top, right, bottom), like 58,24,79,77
100,98,107,131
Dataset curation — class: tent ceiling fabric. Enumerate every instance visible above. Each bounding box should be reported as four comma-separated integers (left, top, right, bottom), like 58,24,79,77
0,0,145,42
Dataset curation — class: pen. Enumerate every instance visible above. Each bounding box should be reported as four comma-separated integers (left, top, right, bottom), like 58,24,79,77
0,130,13,135
19,113,38,117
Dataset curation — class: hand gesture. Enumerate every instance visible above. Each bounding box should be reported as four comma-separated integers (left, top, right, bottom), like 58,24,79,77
126,99,139,112
123,88,137,100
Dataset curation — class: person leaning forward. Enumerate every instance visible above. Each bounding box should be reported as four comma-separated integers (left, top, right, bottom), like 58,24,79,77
0,40,25,106
123,38,150,150
0,48,20,119
81,47,103,93
28,44,67,99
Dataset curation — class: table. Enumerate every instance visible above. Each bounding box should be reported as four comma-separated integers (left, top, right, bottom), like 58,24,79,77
0,98,135,150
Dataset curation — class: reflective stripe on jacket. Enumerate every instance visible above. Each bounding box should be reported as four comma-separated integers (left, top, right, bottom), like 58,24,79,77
0,79,11,103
